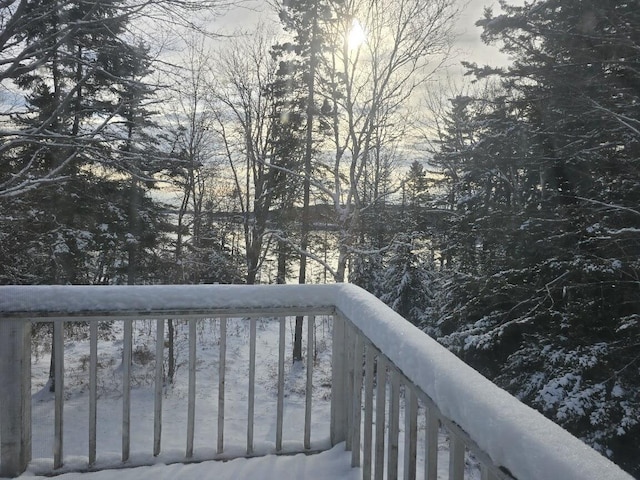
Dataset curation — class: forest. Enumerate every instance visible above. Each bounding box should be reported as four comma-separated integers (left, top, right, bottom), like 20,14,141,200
1,0,639,476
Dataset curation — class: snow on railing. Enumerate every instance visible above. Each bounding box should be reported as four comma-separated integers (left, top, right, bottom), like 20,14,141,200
0,284,633,480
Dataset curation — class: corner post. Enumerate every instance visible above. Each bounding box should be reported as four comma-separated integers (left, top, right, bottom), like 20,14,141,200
0,319,32,477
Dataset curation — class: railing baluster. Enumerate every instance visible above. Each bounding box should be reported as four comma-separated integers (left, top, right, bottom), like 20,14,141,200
345,323,354,452
449,430,465,480
345,323,356,452
362,343,375,480
89,321,98,466
122,320,133,462
425,403,439,480
153,319,164,457
374,355,386,480
387,369,400,480
218,317,226,454
304,315,315,449
122,319,132,462
351,332,363,468
330,314,347,445
247,317,257,455
276,316,285,452
403,384,418,480
54,321,65,469
482,464,498,480
186,318,197,458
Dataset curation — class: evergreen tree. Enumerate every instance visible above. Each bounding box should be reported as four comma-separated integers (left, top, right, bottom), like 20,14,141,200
402,160,430,233
270,0,336,360
430,1,640,474
0,0,167,285
349,251,384,297
378,234,434,327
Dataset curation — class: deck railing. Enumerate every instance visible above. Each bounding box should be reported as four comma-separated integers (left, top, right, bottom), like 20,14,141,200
0,284,632,480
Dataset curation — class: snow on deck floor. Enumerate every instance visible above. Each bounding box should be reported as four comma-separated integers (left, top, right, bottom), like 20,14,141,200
9,446,360,480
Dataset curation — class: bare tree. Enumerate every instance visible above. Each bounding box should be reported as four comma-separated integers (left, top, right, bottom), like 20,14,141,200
208,26,283,285
163,35,222,285
316,0,460,281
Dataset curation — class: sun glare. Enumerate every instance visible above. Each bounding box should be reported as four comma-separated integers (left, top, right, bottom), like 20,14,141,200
348,19,366,50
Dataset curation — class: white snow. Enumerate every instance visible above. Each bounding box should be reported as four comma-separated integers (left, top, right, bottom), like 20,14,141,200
0,284,337,317
612,384,625,398
15,446,360,480
0,283,633,480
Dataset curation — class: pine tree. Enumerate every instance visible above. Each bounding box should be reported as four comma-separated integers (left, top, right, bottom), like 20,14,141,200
402,160,430,232
0,0,166,286
270,0,336,360
378,234,434,327
430,1,640,474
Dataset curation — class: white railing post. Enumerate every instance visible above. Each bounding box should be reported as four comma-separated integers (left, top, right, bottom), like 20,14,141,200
387,369,400,480
424,401,439,480
186,318,197,459
218,317,227,455
153,319,164,457
403,384,418,480
275,317,285,452
122,319,132,462
0,319,32,478
246,317,257,455
449,431,465,480
350,333,363,468
344,324,354,451
362,343,376,480
374,355,387,480
304,315,315,450
53,321,65,470
89,321,98,466
330,314,347,445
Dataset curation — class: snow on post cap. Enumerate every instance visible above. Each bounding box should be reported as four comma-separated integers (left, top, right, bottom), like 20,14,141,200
0,284,337,317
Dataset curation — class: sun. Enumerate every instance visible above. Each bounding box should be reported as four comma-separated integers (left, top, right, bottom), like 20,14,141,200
347,19,366,50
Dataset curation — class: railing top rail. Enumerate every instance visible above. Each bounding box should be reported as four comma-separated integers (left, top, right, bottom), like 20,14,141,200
330,285,632,480
0,284,336,320
0,283,632,480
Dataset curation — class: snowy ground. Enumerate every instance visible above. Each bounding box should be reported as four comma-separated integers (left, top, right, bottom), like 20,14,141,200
5,316,480,479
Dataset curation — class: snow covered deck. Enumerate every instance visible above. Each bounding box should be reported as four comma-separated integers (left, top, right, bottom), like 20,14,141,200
0,284,633,480
6,445,360,480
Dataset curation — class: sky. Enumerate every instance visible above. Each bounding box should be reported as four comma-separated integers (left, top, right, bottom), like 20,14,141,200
212,0,515,73
206,0,517,156
455,1,510,66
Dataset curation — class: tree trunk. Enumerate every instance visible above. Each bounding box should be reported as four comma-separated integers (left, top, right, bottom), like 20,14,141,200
277,239,288,284
127,180,139,286
246,243,259,285
48,327,56,392
294,2,319,363
336,243,348,283
168,319,175,384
